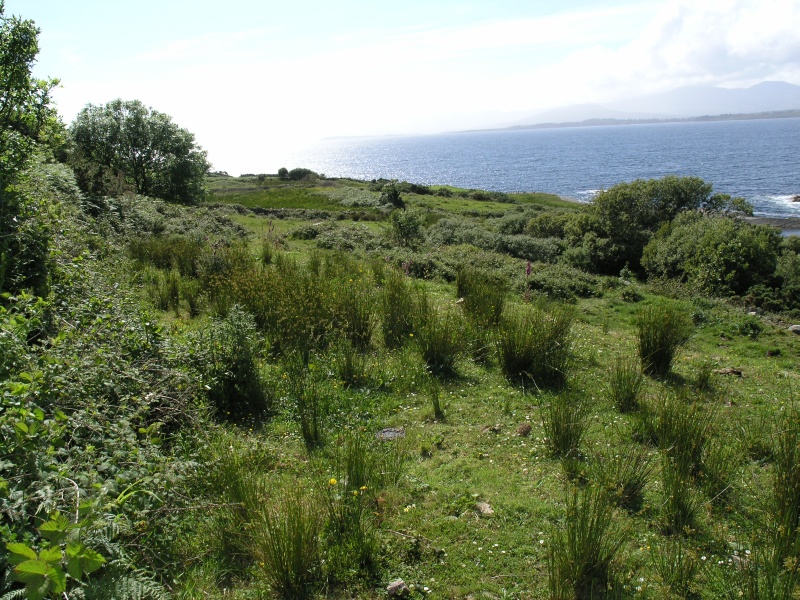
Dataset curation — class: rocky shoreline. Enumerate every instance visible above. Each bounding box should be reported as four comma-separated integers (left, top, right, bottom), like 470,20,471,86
746,216,800,230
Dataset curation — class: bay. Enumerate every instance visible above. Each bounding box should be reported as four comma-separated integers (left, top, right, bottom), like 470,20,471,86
290,117,800,218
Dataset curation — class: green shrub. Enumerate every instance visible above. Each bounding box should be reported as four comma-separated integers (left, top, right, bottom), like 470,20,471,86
389,207,424,247
547,485,625,600
636,302,693,378
525,263,600,302
496,303,574,388
642,212,782,296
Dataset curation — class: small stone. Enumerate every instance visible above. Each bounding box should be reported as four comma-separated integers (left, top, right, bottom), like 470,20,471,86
475,501,494,516
387,579,410,598
788,325,800,335
480,424,501,434
516,423,532,437
714,368,743,377
376,427,406,441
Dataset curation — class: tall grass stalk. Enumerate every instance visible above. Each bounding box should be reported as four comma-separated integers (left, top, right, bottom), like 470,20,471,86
284,353,324,451
496,303,574,388
636,302,693,378
772,409,800,557
547,485,625,600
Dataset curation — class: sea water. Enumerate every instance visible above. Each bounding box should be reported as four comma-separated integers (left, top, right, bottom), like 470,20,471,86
289,117,800,218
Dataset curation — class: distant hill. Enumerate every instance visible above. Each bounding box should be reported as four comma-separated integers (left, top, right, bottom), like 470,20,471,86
494,81,800,130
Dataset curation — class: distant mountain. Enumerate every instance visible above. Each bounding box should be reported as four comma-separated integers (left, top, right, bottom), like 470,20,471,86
611,81,800,117
496,81,800,129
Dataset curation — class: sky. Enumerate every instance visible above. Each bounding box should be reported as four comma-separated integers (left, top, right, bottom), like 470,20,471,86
9,0,800,174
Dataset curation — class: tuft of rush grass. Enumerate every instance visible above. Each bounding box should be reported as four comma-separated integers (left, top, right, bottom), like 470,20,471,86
283,352,325,451
413,295,464,378
656,393,715,480
542,392,589,460
651,536,701,598
456,267,506,327
772,407,800,558
595,444,655,512
608,353,644,413
244,481,322,600
636,302,693,378
496,302,574,388
380,269,417,350
547,484,626,600
660,456,702,535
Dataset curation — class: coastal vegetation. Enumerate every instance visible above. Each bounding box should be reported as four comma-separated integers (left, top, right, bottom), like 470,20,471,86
3,4,800,599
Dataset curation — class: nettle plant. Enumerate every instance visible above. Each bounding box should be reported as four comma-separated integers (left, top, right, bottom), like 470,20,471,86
6,513,105,600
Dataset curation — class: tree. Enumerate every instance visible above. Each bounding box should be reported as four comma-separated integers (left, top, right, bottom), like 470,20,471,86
68,99,210,204
0,1,61,295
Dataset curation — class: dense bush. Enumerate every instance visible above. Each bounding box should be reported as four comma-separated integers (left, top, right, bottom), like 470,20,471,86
569,176,745,274
642,212,782,296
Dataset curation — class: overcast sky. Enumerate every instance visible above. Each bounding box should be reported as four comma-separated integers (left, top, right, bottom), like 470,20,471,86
10,0,800,174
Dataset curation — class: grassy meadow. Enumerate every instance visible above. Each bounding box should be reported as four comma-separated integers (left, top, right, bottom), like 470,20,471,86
3,169,800,600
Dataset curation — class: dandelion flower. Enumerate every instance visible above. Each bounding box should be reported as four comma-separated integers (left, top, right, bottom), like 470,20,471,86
329,478,337,486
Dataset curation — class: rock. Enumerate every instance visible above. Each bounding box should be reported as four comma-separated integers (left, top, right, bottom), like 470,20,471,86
516,423,532,437
474,501,494,516
480,424,502,434
788,325,800,334
791,195,800,203
714,368,743,377
376,427,405,441
387,579,410,598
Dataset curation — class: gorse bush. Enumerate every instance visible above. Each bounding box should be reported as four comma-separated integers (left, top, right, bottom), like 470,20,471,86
496,302,574,388
636,302,693,377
